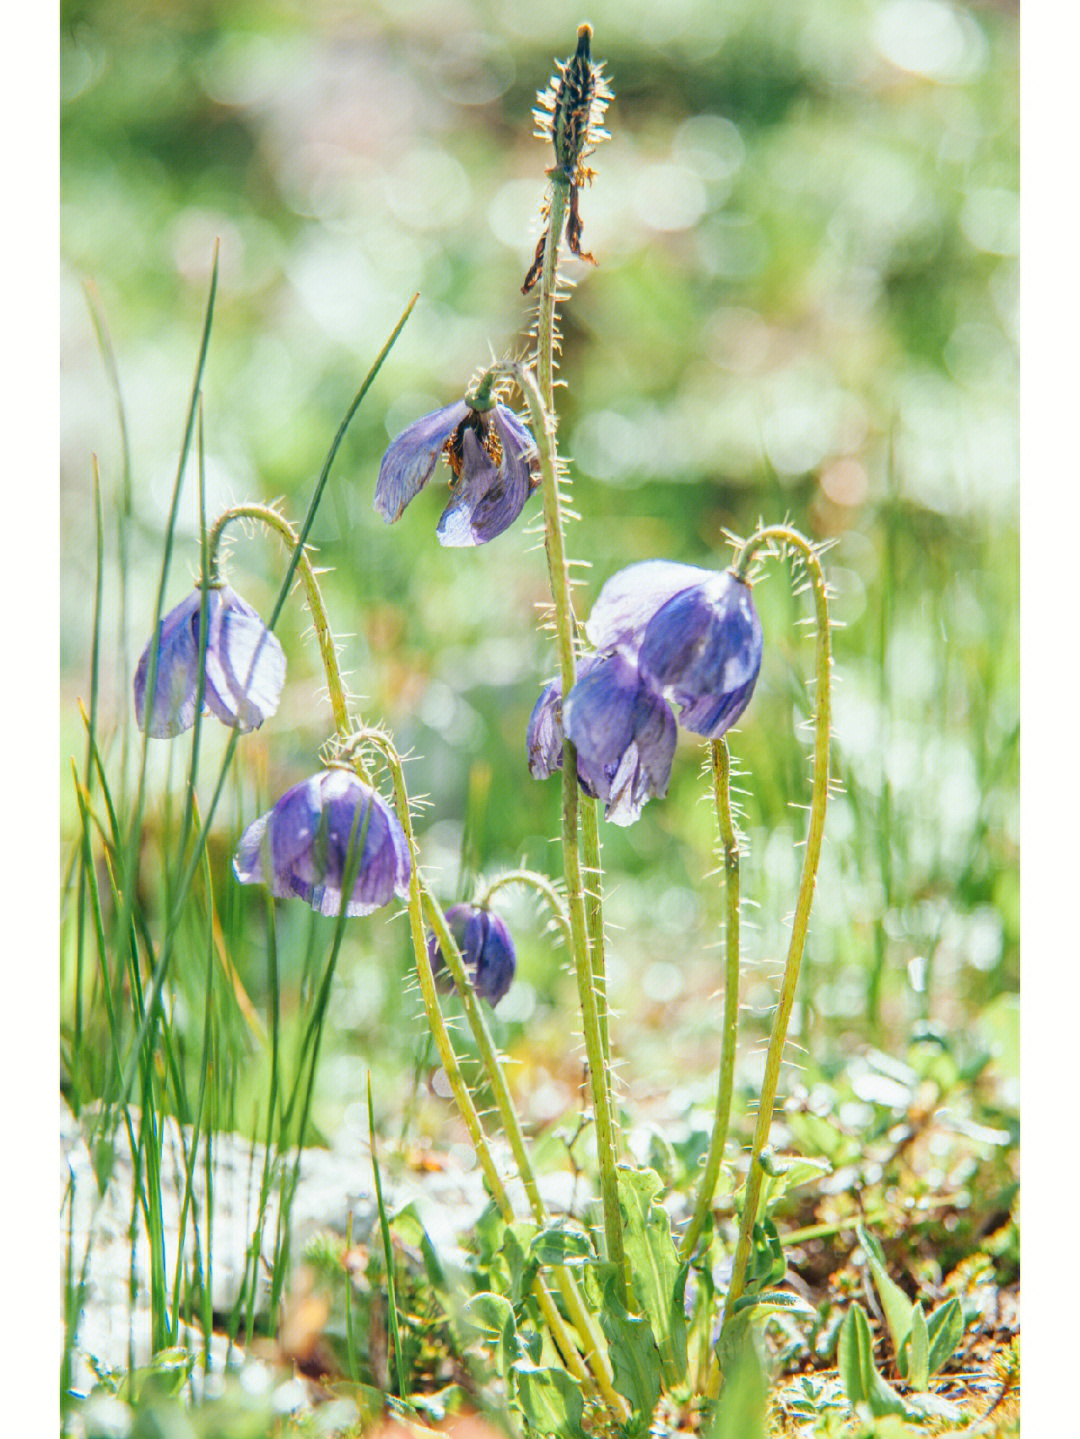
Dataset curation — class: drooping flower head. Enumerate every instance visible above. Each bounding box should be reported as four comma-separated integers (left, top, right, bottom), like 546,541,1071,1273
233,767,410,918
374,399,539,546
526,559,763,823
527,654,676,825
587,561,763,740
427,903,516,1007
134,583,286,739
562,651,677,826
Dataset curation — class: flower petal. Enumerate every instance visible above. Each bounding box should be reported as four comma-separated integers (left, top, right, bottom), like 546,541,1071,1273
427,903,516,1006
134,589,208,738
585,559,716,655
436,417,533,546
526,656,602,792
202,587,286,732
563,650,676,825
374,401,469,524
639,571,763,738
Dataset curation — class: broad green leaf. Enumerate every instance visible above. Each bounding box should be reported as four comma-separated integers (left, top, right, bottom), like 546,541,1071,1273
616,1166,689,1383
462,1292,517,1378
902,1390,964,1422
512,1360,587,1439
907,1301,930,1390
926,1296,965,1374
837,1303,906,1420
857,1224,913,1360
755,1152,831,1222
707,1322,768,1439
596,1265,663,1421
529,1221,595,1268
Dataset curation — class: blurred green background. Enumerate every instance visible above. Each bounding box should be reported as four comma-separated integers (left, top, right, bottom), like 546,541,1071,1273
61,0,1018,1144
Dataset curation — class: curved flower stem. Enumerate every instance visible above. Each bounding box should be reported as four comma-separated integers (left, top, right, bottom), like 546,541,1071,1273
476,869,574,954
680,738,741,1261
205,502,352,739
357,731,625,1417
712,526,832,1377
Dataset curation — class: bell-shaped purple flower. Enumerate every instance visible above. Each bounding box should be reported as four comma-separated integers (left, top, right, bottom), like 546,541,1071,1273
584,559,718,655
233,768,410,918
134,584,286,739
638,570,763,738
374,400,538,545
427,903,516,1006
562,651,677,825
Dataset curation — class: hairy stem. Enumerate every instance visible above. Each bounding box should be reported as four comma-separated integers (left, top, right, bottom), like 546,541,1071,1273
714,527,832,1370
681,738,741,1260
359,732,624,1416
206,503,352,738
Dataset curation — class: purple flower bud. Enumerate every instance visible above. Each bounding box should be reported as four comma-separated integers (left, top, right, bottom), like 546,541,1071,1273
427,903,516,1006
233,768,410,918
638,571,763,738
134,585,286,739
562,650,677,825
374,400,539,544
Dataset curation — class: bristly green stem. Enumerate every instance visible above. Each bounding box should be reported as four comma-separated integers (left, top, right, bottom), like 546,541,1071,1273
205,502,353,742
354,730,625,1418
713,526,832,1377
506,224,628,1297
476,868,574,953
681,738,741,1261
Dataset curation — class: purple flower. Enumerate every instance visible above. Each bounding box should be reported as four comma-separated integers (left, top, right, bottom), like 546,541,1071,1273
232,768,410,918
526,653,676,825
374,400,539,545
427,903,516,1006
563,651,677,825
526,560,763,822
637,570,763,738
587,561,763,740
134,584,286,739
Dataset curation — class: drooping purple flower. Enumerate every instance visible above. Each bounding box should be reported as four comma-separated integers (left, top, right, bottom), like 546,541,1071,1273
562,650,677,825
134,584,286,739
233,768,410,918
584,559,718,654
526,654,602,792
427,903,516,1006
374,400,539,545
638,570,763,738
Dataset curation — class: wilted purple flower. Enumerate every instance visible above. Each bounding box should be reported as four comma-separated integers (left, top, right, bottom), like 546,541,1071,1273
427,903,516,1006
374,400,539,545
563,651,677,825
637,570,762,738
233,768,410,918
134,584,285,739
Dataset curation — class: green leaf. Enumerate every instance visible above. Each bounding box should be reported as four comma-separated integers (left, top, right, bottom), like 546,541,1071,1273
907,1301,930,1390
529,1221,595,1268
706,1322,768,1439
744,1220,786,1295
857,1224,913,1360
616,1166,689,1384
926,1296,965,1374
837,1303,906,1420
596,1264,663,1420
512,1360,587,1439
501,1221,540,1308
462,1292,517,1379
732,1289,816,1320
